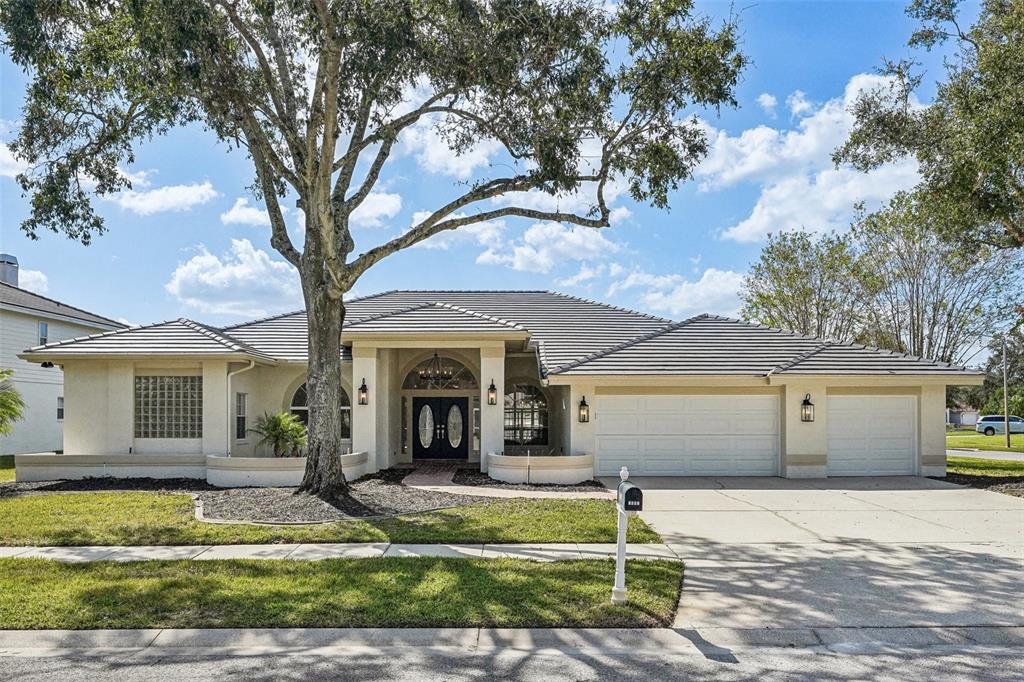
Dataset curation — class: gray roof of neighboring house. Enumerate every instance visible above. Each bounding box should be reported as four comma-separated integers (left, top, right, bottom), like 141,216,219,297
0,281,125,329
551,314,980,377
19,292,980,378
22,318,275,360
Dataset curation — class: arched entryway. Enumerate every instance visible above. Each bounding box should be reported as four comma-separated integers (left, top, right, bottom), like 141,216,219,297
402,354,478,461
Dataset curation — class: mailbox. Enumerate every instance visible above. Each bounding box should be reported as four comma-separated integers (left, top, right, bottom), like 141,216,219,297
617,480,643,512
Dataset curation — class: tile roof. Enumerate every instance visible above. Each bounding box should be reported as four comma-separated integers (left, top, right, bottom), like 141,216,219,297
19,292,980,378
551,314,980,377
0,281,124,328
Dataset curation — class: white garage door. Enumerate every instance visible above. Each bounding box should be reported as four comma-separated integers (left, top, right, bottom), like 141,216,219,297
595,395,779,476
827,396,916,476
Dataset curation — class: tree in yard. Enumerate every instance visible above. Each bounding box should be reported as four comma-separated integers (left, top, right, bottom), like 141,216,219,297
852,193,1022,365
0,369,26,436
739,231,865,343
834,0,1024,248
1,0,746,498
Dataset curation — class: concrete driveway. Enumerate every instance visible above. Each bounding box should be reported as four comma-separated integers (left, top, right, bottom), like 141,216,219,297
625,476,1024,639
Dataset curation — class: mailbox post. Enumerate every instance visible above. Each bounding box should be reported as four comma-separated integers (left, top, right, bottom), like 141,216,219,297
612,466,643,604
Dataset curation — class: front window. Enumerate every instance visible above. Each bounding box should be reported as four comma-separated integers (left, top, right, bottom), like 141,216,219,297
235,392,247,440
134,375,203,439
290,383,351,439
38,321,48,345
504,383,549,446
56,396,64,421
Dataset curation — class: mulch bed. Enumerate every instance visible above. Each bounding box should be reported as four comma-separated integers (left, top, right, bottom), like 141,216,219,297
452,468,607,493
0,469,486,523
934,474,1024,498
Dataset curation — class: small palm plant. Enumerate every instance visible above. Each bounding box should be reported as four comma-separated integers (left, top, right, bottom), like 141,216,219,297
249,412,307,457
0,368,25,436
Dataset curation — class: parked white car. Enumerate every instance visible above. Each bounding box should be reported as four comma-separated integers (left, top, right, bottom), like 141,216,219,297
975,415,1024,436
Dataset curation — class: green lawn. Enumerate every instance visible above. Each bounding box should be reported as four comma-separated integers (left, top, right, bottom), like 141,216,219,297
0,456,13,482
946,430,1024,453
946,455,1024,477
0,493,660,546
0,557,683,629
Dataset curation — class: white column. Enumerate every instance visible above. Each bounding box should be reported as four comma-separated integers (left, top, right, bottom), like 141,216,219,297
351,345,378,471
202,361,228,456
107,361,134,454
780,381,828,478
479,344,505,473
374,349,394,471
567,381,596,457
919,384,947,477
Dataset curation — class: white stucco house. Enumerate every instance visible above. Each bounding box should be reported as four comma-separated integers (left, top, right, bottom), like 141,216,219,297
15,290,982,483
1,255,124,456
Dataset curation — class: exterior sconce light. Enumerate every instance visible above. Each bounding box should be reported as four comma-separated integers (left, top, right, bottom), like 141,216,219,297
487,379,497,406
578,396,590,423
801,393,815,422
358,378,369,405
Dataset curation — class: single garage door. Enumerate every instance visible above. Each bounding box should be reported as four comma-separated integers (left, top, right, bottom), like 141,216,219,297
595,394,780,476
827,395,916,476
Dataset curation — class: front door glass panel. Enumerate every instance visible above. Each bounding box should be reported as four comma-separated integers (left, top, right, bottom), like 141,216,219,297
447,404,463,449
418,404,434,449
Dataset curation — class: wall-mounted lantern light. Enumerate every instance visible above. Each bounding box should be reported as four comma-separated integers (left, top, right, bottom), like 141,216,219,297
578,396,590,423
801,393,815,422
487,379,498,406
358,378,369,405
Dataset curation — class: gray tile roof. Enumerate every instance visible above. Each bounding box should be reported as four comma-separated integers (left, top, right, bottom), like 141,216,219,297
22,319,275,360
19,293,980,378
0,281,124,328
551,314,980,377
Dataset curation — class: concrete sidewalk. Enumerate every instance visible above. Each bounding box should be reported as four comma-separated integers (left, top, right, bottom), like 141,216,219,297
947,448,1024,461
0,542,679,563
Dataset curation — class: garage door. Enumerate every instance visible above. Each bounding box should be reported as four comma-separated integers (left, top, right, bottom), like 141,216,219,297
827,396,916,476
595,395,779,476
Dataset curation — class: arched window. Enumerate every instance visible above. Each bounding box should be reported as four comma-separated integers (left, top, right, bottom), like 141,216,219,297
504,384,548,446
402,354,478,390
290,383,351,439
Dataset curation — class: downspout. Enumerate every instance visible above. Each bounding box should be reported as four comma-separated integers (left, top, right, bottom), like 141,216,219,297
226,360,256,457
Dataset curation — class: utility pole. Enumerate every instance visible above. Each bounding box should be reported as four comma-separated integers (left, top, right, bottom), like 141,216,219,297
1005,336,1011,449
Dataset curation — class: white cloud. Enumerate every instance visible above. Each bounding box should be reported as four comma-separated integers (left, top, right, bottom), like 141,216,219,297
610,267,745,318
401,119,503,179
756,93,778,117
477,221,620,274
407,210,506,250
786,90,813,116
557,263,607,287
695,74,921,242
165,239,301,317
108,181,219,216
220,197,273,227
18,269,48,294
350,192,402,228
721,159,918,242
0,142,27,178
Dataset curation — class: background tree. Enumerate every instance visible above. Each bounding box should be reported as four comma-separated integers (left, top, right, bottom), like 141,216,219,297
0,369,26,436
739,231,865,342
853,193,1021,365
834,0,1024,248
1,0,746,498
967,327,1024,415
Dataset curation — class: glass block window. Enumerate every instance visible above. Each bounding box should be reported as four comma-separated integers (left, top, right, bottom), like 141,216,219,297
134,375,203,439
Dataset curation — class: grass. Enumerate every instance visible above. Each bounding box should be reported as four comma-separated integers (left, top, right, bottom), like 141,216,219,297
0,455,13,482
946,455,1024,477
0,557,683,629
0,493,661,546
946,430,1024,453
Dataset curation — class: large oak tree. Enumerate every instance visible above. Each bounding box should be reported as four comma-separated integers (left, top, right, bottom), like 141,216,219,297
1,0,746,498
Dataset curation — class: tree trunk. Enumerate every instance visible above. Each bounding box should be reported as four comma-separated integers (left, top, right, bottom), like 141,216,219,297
297,274,349,500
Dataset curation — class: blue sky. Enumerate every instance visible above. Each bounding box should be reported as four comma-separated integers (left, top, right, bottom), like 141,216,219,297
0,1,962,328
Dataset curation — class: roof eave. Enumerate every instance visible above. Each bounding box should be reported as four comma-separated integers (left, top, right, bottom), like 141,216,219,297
18,351,277,365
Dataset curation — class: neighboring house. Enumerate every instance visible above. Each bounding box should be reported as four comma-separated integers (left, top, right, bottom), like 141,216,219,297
0,254,125,455
18,290,982,478
947,408,979,427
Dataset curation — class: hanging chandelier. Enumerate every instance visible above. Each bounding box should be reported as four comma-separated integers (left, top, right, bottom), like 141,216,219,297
418,352,454,383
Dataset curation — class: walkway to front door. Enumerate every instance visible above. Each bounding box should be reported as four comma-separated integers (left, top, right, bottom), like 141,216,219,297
412,396,469,460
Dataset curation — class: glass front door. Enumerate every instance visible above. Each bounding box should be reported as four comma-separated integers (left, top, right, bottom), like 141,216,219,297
412,396,469,460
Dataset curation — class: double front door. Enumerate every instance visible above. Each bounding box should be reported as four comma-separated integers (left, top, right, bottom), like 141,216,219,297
412,396,469,460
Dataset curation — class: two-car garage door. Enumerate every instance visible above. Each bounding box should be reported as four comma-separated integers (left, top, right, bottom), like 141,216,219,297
594,395,780,476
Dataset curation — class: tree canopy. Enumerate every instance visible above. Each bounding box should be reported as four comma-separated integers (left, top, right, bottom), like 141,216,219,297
834,0,1024,248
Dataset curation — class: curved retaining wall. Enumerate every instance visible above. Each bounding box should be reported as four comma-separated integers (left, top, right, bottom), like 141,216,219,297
487,453,594,485
205,452,370,488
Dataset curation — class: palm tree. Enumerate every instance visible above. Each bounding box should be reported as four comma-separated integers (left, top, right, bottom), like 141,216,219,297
249,412,307,457
0,369,25,436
